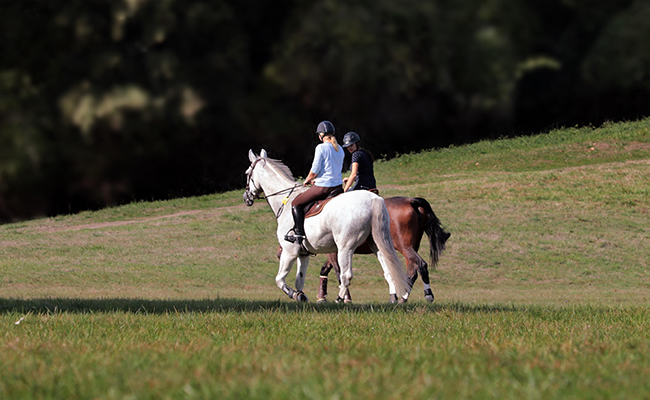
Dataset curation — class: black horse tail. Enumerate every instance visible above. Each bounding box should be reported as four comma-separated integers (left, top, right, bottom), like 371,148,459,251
411,197,450,270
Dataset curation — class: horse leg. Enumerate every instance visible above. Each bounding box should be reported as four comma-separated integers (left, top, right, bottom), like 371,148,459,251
337,256,352,303
401,248,434,302
321,253,351,303
418,258,434,302
318,253,335,303
293,255,310,302
344,286,352,303
333,258,351,302
336,250,354,303
317,258,331,303
374,250,403,303
366,242,403,303
399,248,420,291
277,250,305,302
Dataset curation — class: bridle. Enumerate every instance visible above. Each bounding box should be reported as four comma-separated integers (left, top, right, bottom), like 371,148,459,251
244,157,300,219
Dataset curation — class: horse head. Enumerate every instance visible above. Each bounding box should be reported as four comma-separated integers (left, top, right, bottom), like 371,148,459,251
243,149,268,206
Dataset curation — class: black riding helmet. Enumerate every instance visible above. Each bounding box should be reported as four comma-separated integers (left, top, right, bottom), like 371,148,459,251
316,121,335,135
342,131,361,147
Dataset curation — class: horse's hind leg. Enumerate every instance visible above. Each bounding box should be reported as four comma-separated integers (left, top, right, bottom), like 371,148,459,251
418,259,434,302
339,258,352,303
336,251,354,302
368,242,402,303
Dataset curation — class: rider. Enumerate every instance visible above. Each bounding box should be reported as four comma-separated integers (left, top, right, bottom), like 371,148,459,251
342,131,377,193
285,121,345,244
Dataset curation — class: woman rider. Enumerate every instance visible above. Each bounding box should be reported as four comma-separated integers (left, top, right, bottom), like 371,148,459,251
342,132,377,194
285,121,345,244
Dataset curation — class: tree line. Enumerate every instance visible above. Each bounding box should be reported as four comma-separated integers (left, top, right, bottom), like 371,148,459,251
1,0,649,222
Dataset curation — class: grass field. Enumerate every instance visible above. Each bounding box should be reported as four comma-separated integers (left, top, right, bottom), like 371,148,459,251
1,118,650,399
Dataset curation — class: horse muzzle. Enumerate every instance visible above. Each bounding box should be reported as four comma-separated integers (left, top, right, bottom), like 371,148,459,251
243,191,255,206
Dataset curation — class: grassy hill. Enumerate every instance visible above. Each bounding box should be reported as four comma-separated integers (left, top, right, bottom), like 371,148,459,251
2,118,648,304
1,119,650,399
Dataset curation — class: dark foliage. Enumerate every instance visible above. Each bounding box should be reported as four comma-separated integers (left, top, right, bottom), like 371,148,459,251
1,0,649,222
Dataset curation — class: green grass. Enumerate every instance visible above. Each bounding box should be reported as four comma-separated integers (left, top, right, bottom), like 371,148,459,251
1,118,650,399
2,302,649,399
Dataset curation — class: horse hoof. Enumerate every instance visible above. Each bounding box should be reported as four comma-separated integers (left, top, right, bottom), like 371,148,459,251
293,291,308,302
344,299,352,304
335,296,344,304
425,294,434,303
398,297,408,304
424,289,434,303
317,297,327,304
389,294,398,304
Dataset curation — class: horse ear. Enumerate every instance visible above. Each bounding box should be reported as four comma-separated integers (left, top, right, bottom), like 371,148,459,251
260,149,268,158
248,149,257,163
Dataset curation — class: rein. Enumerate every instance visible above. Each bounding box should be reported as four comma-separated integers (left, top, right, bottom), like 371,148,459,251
265,185,299,219
256,184,300,201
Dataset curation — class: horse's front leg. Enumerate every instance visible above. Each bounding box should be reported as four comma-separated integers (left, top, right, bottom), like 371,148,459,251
400,248,420,291
336,250,354,303
293,255,310,302
277,249,306,302
317,254,335,303
402,248,434,302
318,253,350,303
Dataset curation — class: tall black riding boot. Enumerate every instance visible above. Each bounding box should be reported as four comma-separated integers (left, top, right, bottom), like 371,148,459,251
291,205,306,242
284,205,306,244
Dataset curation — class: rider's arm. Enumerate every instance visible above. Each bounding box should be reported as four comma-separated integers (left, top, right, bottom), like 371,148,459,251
306,144,325,186
303,170,318,186
343,162,359,192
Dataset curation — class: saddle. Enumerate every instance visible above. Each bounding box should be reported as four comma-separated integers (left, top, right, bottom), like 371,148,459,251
303,187,344,218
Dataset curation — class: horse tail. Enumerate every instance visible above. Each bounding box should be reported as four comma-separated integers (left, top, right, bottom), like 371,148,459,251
371,197,410,298
411,197,450,270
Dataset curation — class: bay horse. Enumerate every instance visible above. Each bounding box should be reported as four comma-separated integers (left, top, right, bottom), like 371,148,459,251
243,149,411,302
316,197,450,303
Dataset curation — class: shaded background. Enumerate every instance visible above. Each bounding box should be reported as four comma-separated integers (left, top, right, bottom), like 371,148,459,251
1,0,649,222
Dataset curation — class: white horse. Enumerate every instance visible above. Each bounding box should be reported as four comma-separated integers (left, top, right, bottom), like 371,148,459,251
243,149,411,302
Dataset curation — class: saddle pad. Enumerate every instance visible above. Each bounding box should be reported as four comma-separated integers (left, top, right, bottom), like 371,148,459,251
304,197,335,219
303,186,344,219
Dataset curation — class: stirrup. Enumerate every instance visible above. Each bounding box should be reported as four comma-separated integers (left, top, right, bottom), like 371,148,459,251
284,229,305,244
284,235,305,244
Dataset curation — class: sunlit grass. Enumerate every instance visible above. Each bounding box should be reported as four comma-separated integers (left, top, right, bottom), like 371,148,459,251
2,301,649,400
376,118,650,184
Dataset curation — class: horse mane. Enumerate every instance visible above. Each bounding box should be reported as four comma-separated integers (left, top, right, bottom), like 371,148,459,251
266,158,298,183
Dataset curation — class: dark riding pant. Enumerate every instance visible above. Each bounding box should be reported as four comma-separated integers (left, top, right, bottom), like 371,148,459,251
292,185,343,208
287,185,342,242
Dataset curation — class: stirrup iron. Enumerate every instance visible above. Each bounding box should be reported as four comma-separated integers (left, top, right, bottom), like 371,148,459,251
284,228,305,244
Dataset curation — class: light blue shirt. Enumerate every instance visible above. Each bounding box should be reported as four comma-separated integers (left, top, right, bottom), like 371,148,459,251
311,142,344,187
